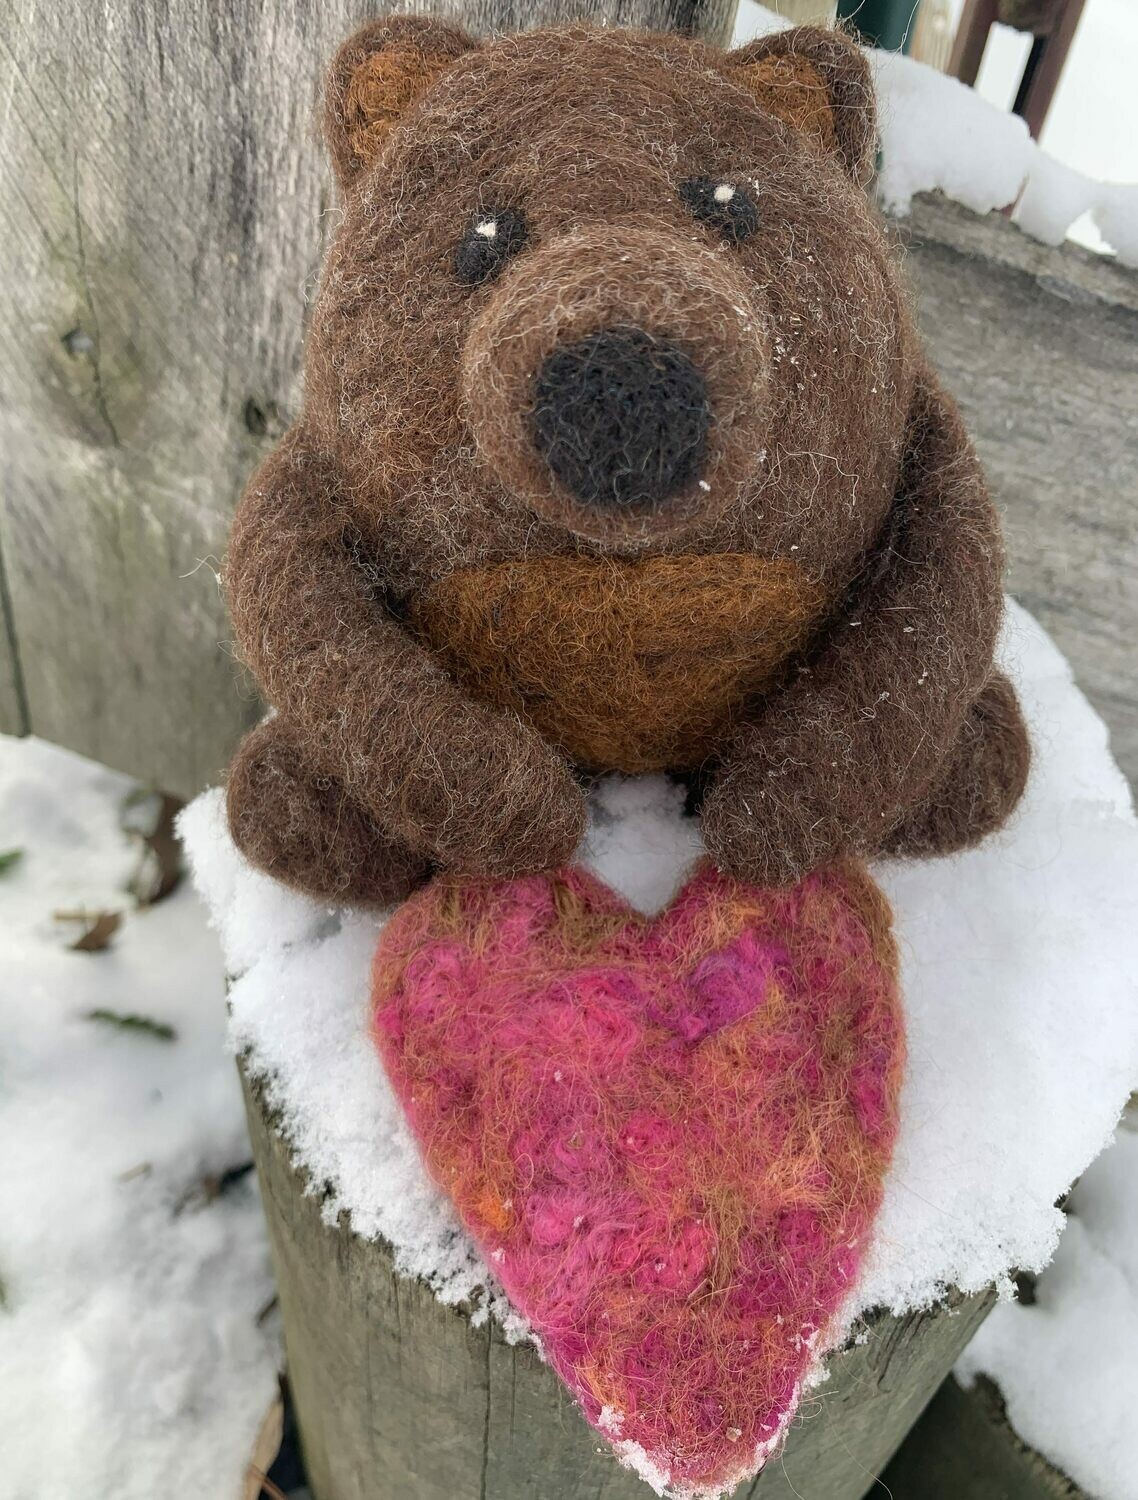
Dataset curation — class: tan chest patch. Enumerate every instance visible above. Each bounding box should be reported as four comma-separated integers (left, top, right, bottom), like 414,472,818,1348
408,553,826,774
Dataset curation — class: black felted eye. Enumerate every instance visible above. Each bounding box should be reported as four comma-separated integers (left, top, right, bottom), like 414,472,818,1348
455,208,528,286
679,177,760,244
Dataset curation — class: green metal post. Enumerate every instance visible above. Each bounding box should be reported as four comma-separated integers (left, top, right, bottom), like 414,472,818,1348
836,0,917,51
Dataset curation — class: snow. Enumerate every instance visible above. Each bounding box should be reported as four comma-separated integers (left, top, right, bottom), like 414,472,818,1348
180,600,1138,1350
868,45,1138,262
0,739,279,1500
957,1113,1138,1500
870,47,1033,219
733,2,1138,266
178,792,526,1328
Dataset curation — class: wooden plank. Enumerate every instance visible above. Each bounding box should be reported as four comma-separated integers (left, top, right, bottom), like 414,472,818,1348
0,0,344,794
755,1,839,24
242,1062,995,1500
882,1373,1086,1499
471,0,739,41
949,0,1000,85
0,531,29,735
0,0,739,800
898,194,1138,788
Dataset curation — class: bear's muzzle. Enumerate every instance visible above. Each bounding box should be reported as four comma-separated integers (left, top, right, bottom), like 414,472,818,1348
461,223,770,545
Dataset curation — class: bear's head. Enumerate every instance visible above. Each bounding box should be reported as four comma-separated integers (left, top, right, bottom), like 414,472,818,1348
303,18,920,774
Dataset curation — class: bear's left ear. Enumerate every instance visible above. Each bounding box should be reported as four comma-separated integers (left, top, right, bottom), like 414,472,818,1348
324,15,478,189
725,27,876,185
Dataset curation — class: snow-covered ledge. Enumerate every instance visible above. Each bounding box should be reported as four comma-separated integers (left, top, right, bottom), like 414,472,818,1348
734,0,1138,267
181,601,1138,1494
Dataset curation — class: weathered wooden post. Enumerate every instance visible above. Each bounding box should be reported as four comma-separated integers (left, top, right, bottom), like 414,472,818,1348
243,1069,994,1500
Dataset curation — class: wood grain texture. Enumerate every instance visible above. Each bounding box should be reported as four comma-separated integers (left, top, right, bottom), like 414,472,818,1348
897,194,1138,787
0,0,738,797
242,1061,995,1500
460,0,740,41
0,0,338,793
0,534,29,734
882,1374,1086,1499
756,0,838,23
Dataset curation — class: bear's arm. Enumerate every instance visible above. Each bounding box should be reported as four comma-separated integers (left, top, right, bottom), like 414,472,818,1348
701,368,1004,884
226,428,585,874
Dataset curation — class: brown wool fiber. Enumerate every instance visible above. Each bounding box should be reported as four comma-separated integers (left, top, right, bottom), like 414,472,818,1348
225,16,1030,905
409,553,825,773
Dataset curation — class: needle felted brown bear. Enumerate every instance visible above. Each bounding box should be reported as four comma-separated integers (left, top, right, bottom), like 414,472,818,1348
225,15,1031,906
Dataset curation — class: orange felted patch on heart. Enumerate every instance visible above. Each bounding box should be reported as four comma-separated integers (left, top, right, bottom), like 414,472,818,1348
372,861,904,1494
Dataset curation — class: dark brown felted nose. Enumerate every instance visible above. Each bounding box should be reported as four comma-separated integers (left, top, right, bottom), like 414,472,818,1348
531,328,711,511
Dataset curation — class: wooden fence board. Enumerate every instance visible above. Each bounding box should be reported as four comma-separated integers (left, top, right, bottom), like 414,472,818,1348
0,0,352,793
899,194,1138,787
0,539,29,735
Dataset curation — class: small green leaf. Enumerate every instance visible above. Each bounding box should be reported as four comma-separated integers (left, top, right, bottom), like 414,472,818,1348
0,849,23,874
85,1008,177,1042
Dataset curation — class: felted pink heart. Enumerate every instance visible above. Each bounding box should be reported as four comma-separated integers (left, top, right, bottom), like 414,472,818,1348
372,860,903,1495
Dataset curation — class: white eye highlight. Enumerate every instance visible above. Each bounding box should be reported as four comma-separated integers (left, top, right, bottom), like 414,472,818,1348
456,208,529,285
679,177,760,244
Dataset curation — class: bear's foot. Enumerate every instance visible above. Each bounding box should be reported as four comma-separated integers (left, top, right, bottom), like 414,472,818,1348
879,672,1031,860
227,718,429,907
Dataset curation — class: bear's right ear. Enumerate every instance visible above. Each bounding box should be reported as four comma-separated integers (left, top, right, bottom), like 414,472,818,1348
726,27,876,186
324,16,477,189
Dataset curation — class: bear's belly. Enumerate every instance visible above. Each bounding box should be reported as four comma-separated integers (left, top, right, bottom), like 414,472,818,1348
407,554,826,774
